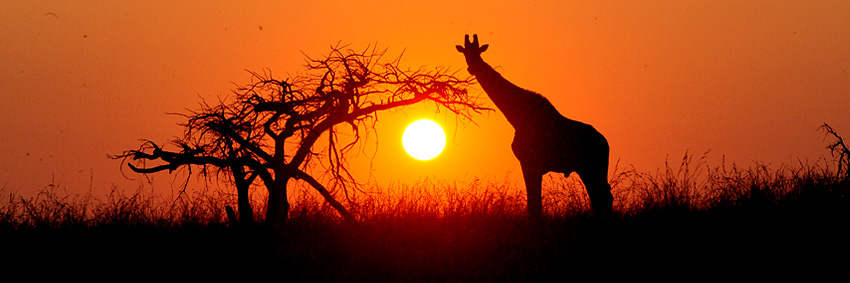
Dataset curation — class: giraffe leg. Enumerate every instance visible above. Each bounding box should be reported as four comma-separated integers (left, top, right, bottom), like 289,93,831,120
521,165,543,220
579,167,614,218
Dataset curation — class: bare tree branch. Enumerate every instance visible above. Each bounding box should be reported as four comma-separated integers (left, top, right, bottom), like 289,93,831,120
822,123,850,181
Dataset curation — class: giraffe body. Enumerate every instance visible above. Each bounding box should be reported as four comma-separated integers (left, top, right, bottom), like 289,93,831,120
457,34,613,218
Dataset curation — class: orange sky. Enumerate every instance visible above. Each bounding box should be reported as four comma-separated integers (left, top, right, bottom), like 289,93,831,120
2,1,849,197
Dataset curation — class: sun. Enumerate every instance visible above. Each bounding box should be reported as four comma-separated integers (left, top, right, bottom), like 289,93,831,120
402,119,447,161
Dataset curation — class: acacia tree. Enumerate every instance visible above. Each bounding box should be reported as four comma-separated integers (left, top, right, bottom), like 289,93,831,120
113,45,487,228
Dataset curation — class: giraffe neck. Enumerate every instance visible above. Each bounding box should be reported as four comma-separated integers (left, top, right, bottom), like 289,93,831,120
467,58,562,130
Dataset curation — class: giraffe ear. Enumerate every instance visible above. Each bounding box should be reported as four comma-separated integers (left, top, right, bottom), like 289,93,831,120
456,45,465,53
479,44,489,52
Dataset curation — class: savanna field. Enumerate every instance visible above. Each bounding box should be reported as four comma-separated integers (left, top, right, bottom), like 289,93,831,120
4,153,849,279
5,2,850,281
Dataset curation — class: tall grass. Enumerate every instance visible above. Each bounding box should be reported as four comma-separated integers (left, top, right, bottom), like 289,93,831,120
0,184,237,230
2,151,848,277
2,151,847,228
609,152,848,219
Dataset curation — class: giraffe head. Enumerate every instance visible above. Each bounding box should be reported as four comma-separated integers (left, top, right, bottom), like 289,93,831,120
456,34,489,68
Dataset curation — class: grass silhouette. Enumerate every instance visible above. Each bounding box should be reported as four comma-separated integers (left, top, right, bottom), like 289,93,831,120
2,150,848,278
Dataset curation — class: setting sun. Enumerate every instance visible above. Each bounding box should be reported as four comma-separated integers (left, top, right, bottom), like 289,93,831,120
402,119,447,161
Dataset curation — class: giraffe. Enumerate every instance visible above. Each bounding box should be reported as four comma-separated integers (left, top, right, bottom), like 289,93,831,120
456,34,613,218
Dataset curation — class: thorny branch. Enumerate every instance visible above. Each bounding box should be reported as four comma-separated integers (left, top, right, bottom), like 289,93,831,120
822,123,850,181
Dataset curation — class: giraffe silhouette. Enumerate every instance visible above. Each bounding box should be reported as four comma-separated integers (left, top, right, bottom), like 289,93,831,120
456,34,613,218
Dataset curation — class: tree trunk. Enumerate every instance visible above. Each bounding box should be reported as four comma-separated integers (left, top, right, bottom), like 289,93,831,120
230,164,254,225
265,177,290,230
236,183,253,225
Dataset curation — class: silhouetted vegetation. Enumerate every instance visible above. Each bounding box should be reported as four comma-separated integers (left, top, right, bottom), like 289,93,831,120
110,44,487,230
3,126,848,277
